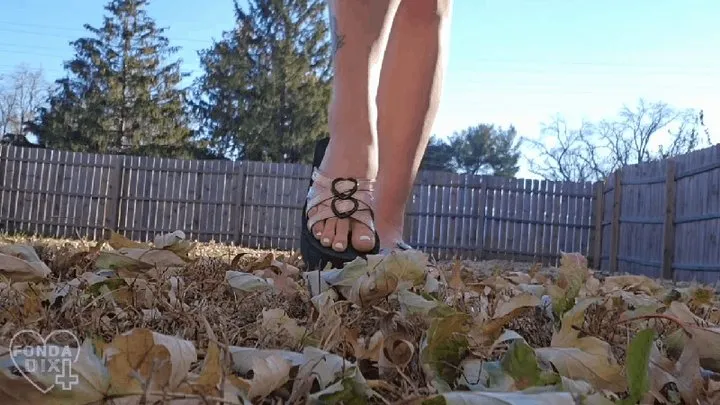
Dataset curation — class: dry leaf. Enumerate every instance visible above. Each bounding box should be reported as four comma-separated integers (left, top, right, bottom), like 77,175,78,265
492,294,541,320
108,231,148,250
536,337,626,392
448,260,465,290
0,251,51,282
104,328,196,394
0,339,108,405
345,329,384,362
378,332,415,376
645,339,703,405
246,354,292,399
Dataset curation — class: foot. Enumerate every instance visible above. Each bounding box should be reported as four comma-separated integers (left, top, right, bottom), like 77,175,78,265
305,169,377,253
376,220,411,252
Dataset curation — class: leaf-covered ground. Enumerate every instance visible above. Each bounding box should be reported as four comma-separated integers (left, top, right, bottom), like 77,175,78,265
0,231,719,404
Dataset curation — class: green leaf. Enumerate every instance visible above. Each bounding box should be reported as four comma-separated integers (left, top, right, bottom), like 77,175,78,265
421,311,472,391
500,340,541,389
622,328,655,404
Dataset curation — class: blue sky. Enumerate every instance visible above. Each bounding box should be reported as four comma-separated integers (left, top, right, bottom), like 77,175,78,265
1,0,718,178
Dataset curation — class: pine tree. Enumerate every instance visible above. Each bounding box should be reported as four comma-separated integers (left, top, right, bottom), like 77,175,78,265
31,0,201,158
192,0,332,163
448,124,521,177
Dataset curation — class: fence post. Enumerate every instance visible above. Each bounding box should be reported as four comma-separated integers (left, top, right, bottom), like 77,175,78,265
232,162,246,245
105,155,125,234
609,170,623,273
476,178,488,260
661,160,677,280
591,180,605,269
402,186,414,244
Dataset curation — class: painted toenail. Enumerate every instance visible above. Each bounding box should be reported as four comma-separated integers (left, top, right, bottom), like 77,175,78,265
322,238,330,244
359,235,372,241
334,242,344,249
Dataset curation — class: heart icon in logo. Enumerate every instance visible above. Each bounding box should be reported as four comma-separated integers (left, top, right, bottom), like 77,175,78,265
8,329,82,394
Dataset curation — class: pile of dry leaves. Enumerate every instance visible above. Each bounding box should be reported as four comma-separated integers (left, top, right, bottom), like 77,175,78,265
0,231,719,404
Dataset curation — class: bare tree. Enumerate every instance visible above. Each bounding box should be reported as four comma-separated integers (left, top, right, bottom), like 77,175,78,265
526,99,708,182
0,64,48,141
524,115,607,182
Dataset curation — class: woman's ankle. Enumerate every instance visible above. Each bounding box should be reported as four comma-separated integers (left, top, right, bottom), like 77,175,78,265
319,137,378,180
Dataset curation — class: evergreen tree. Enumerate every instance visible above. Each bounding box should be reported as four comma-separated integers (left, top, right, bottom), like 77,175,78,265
420,135,455,172
192,0,332,163
448,124,521,177
30,0,200,158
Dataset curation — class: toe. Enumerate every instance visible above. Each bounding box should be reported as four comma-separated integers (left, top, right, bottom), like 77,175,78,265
351,221,375,252
307,206,324,239
320,218,337,247
332,218,350,252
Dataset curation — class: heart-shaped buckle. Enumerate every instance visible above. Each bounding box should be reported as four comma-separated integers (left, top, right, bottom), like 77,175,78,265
330,177,358,199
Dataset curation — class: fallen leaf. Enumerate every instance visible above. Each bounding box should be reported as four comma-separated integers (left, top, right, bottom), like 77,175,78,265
482,294,542,337
492,294,541,320
0,250,51,282
289,346,370,403
378,332,415,376
448,260,465,291
228,347,305,375
665,301,720,372
108,231,148,250
397,288,441,316
421,391,575,404
346,267,399,307
95,251,153,274
602,275,663,295
623,328,654,404
226,271,273,293
421,311,472,392
536,341,626,393
646,336,703,405
259,308,307,344
345,329,384,362
247,354,292,399
0,339,108,405
103,328,196,394
500,339,543,389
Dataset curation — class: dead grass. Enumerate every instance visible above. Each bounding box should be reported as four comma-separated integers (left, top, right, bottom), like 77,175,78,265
0,233,719,404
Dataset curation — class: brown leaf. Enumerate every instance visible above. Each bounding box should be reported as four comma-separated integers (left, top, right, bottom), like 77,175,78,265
602,274,663,295
345,329,384,362
378,332,415,376
645,339,703,405
346,268,399,307
492,294,541,320
108,231,148,250
246,354,292,399
104,328,197,394
0,249,51,282
448,260,465,290
665,301,720,372
536,338,626,393
191,318,224,396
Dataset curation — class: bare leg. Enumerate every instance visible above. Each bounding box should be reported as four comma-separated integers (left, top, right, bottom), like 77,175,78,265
374,0,453,249
307,0,401,253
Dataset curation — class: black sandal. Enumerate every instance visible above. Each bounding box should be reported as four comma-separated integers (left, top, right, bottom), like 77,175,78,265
300,138,380,270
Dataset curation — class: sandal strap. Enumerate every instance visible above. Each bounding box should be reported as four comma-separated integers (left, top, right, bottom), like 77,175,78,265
306,168,376,232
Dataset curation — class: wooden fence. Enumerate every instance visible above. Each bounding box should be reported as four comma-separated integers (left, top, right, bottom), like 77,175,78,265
0,144,717,281
594,144,720,284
